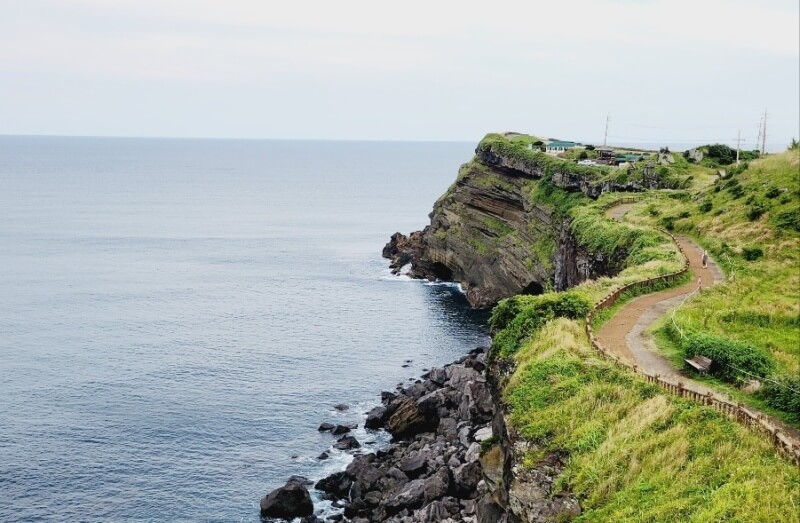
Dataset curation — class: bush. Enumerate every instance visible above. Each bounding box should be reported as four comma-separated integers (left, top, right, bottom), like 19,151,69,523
698,200,713,213
765,186,781,199
660,216,675,231
773,207,800,233
682,331,775,384
678,210,691,219
706,144,736,165
758,375,800,422
490,292,590,358
728,184,745,199
742,246,763,261
746,203,766,221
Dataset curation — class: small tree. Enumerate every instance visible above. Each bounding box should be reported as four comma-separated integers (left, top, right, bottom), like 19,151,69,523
789,138,799,151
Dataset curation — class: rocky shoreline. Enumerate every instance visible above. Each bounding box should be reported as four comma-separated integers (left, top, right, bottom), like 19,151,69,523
260,348,518,523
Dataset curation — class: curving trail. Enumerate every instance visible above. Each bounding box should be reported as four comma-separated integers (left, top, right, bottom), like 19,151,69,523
597,204,722,377
597,203,800,442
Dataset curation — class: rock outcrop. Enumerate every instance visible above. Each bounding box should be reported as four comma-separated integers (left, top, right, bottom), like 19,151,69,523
383,159,618,308
260,477,315,519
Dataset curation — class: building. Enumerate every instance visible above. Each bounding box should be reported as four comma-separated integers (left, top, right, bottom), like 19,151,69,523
545,141,578,155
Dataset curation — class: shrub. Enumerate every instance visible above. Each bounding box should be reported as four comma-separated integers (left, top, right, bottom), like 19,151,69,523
698,200,713,213
682,331,775,384
758,375,800,422
660,216,675,231
490,292,590,358
678,210,691,219
706,144,736,165
746,203,765,221
773,207,800,233
765,186,781,199
742,246,763,261
728,184,745,199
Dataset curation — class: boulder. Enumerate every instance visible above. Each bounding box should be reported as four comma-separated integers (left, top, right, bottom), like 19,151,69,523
476,493,508,523
423,467,451,503
318,422,335,432
365,405,388,430
315,471,352,500
427,367,448,386
385,479,426,513
448,366,481,389
453,461,483,498
346,454,384,495
333,435,361,450
259,479,314,519
398,451,428,478
332,424,353,435
387,398,428,439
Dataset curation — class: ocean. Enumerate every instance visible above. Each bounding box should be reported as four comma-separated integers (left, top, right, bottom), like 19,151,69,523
0,137,490,522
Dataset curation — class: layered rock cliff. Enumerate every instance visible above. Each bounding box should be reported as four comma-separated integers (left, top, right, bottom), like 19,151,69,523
383,135,633,308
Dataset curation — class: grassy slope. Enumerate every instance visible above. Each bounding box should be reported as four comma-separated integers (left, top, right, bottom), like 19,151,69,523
504,318,800,523
489,149,799,521
622,150,800,421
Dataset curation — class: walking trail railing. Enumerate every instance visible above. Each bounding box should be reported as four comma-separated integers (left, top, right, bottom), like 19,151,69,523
584,197,800,465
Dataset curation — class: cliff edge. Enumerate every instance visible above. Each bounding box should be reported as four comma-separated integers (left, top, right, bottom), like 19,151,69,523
383,133,653,308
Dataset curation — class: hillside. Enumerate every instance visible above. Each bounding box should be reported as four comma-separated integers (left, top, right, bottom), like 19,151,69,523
385,136,800,522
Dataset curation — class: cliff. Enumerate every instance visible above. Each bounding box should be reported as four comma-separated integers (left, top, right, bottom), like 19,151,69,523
383,134,639,308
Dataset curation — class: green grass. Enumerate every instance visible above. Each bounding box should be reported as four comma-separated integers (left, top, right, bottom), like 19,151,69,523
650,322,800,429
620,151,800,420
504,319,800,523
477,133,612,180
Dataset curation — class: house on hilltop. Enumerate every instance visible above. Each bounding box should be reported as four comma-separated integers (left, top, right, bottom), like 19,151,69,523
545,141,578,155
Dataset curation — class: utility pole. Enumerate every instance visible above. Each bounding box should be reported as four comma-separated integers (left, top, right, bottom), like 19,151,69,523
603,115,610,147
760,109,767,156
736,129,741,165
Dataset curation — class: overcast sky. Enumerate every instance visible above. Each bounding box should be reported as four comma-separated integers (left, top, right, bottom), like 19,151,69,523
1,0,798,148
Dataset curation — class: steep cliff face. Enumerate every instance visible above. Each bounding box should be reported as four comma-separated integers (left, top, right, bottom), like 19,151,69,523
384,149,621,308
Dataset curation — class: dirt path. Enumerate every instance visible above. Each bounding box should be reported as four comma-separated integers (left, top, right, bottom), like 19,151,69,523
598,203,800,441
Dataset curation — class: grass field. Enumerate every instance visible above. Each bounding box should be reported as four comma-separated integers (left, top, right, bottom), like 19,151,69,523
503,318,800,522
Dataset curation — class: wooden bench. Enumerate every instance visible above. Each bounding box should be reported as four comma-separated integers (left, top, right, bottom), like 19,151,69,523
685,355,712,374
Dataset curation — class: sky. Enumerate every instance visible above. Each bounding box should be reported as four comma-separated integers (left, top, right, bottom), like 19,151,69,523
1,0,798,148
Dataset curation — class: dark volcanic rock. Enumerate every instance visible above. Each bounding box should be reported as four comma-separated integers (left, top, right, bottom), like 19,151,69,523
259,479,314,519
318,422,335,432
386,397,429,439
315,471,352,501
331,424,353,435
364,405,388,430
273,347,526,523
333,435,361,450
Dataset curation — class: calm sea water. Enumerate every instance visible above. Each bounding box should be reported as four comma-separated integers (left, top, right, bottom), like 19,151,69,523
0,137,490,522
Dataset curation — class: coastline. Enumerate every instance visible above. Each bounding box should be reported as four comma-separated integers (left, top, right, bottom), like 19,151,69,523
260,348,518,522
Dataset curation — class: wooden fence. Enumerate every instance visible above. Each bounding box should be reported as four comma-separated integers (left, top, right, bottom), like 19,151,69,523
584,199,800,465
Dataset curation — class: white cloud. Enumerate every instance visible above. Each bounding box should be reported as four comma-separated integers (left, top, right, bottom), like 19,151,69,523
1,0,796,82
